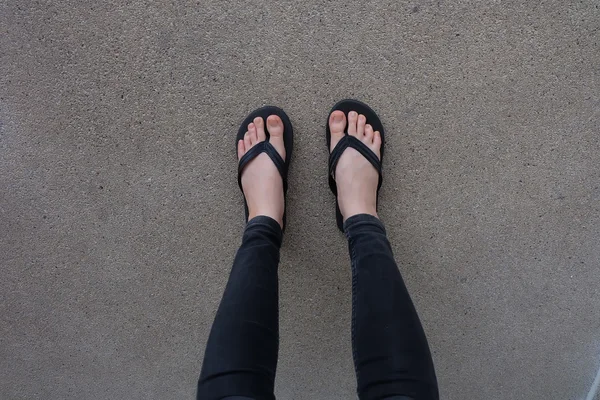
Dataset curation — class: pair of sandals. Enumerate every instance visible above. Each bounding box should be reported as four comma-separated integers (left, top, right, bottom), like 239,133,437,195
237,99,385,232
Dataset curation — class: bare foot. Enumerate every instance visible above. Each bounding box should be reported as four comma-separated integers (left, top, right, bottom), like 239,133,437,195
329,110,382,221
237,115,286,229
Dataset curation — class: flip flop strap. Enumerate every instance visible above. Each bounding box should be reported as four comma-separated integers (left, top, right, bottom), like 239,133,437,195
238,140,288,192
329,135,383,190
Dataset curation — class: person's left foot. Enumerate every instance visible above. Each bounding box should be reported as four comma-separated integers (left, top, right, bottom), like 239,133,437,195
237,115,286,229
329,110,381,221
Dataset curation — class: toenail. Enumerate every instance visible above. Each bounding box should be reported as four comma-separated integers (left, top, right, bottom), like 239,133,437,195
333,113,344,122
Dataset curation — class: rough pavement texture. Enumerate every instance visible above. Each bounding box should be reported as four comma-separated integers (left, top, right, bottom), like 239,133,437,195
1,1,599,399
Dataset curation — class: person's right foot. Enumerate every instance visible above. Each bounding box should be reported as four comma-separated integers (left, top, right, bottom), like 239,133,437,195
329,110,382,222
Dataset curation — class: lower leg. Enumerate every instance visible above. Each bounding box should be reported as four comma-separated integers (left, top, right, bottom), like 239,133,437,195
197,216,282,400
346,215,438,400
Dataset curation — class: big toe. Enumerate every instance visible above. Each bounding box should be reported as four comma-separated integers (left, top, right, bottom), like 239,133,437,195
329,110,347,152
266,115,286,160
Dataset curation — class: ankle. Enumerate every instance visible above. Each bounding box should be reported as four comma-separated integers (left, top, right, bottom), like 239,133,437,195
342,208,378,222
248,196,284,229
339,198,378,222
249,211,283,229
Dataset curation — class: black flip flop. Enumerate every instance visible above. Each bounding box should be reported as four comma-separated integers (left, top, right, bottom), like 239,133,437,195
326,99,385,232
237,106,293,231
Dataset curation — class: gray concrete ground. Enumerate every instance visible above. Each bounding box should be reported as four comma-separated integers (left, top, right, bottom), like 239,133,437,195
1,1,599,399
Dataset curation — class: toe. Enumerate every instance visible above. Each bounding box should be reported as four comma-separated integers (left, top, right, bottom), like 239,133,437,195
329,110,347,152
347,111,358,137
248,122,257,145
357,114,366,137
266,115,284,137
364,124,374,142
237,139,245,160
372,131,382,159
266,114,286,161
254,117,266,142
244,131,252,150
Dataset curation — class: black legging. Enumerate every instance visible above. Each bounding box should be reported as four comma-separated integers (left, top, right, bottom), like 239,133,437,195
197,214,438,400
